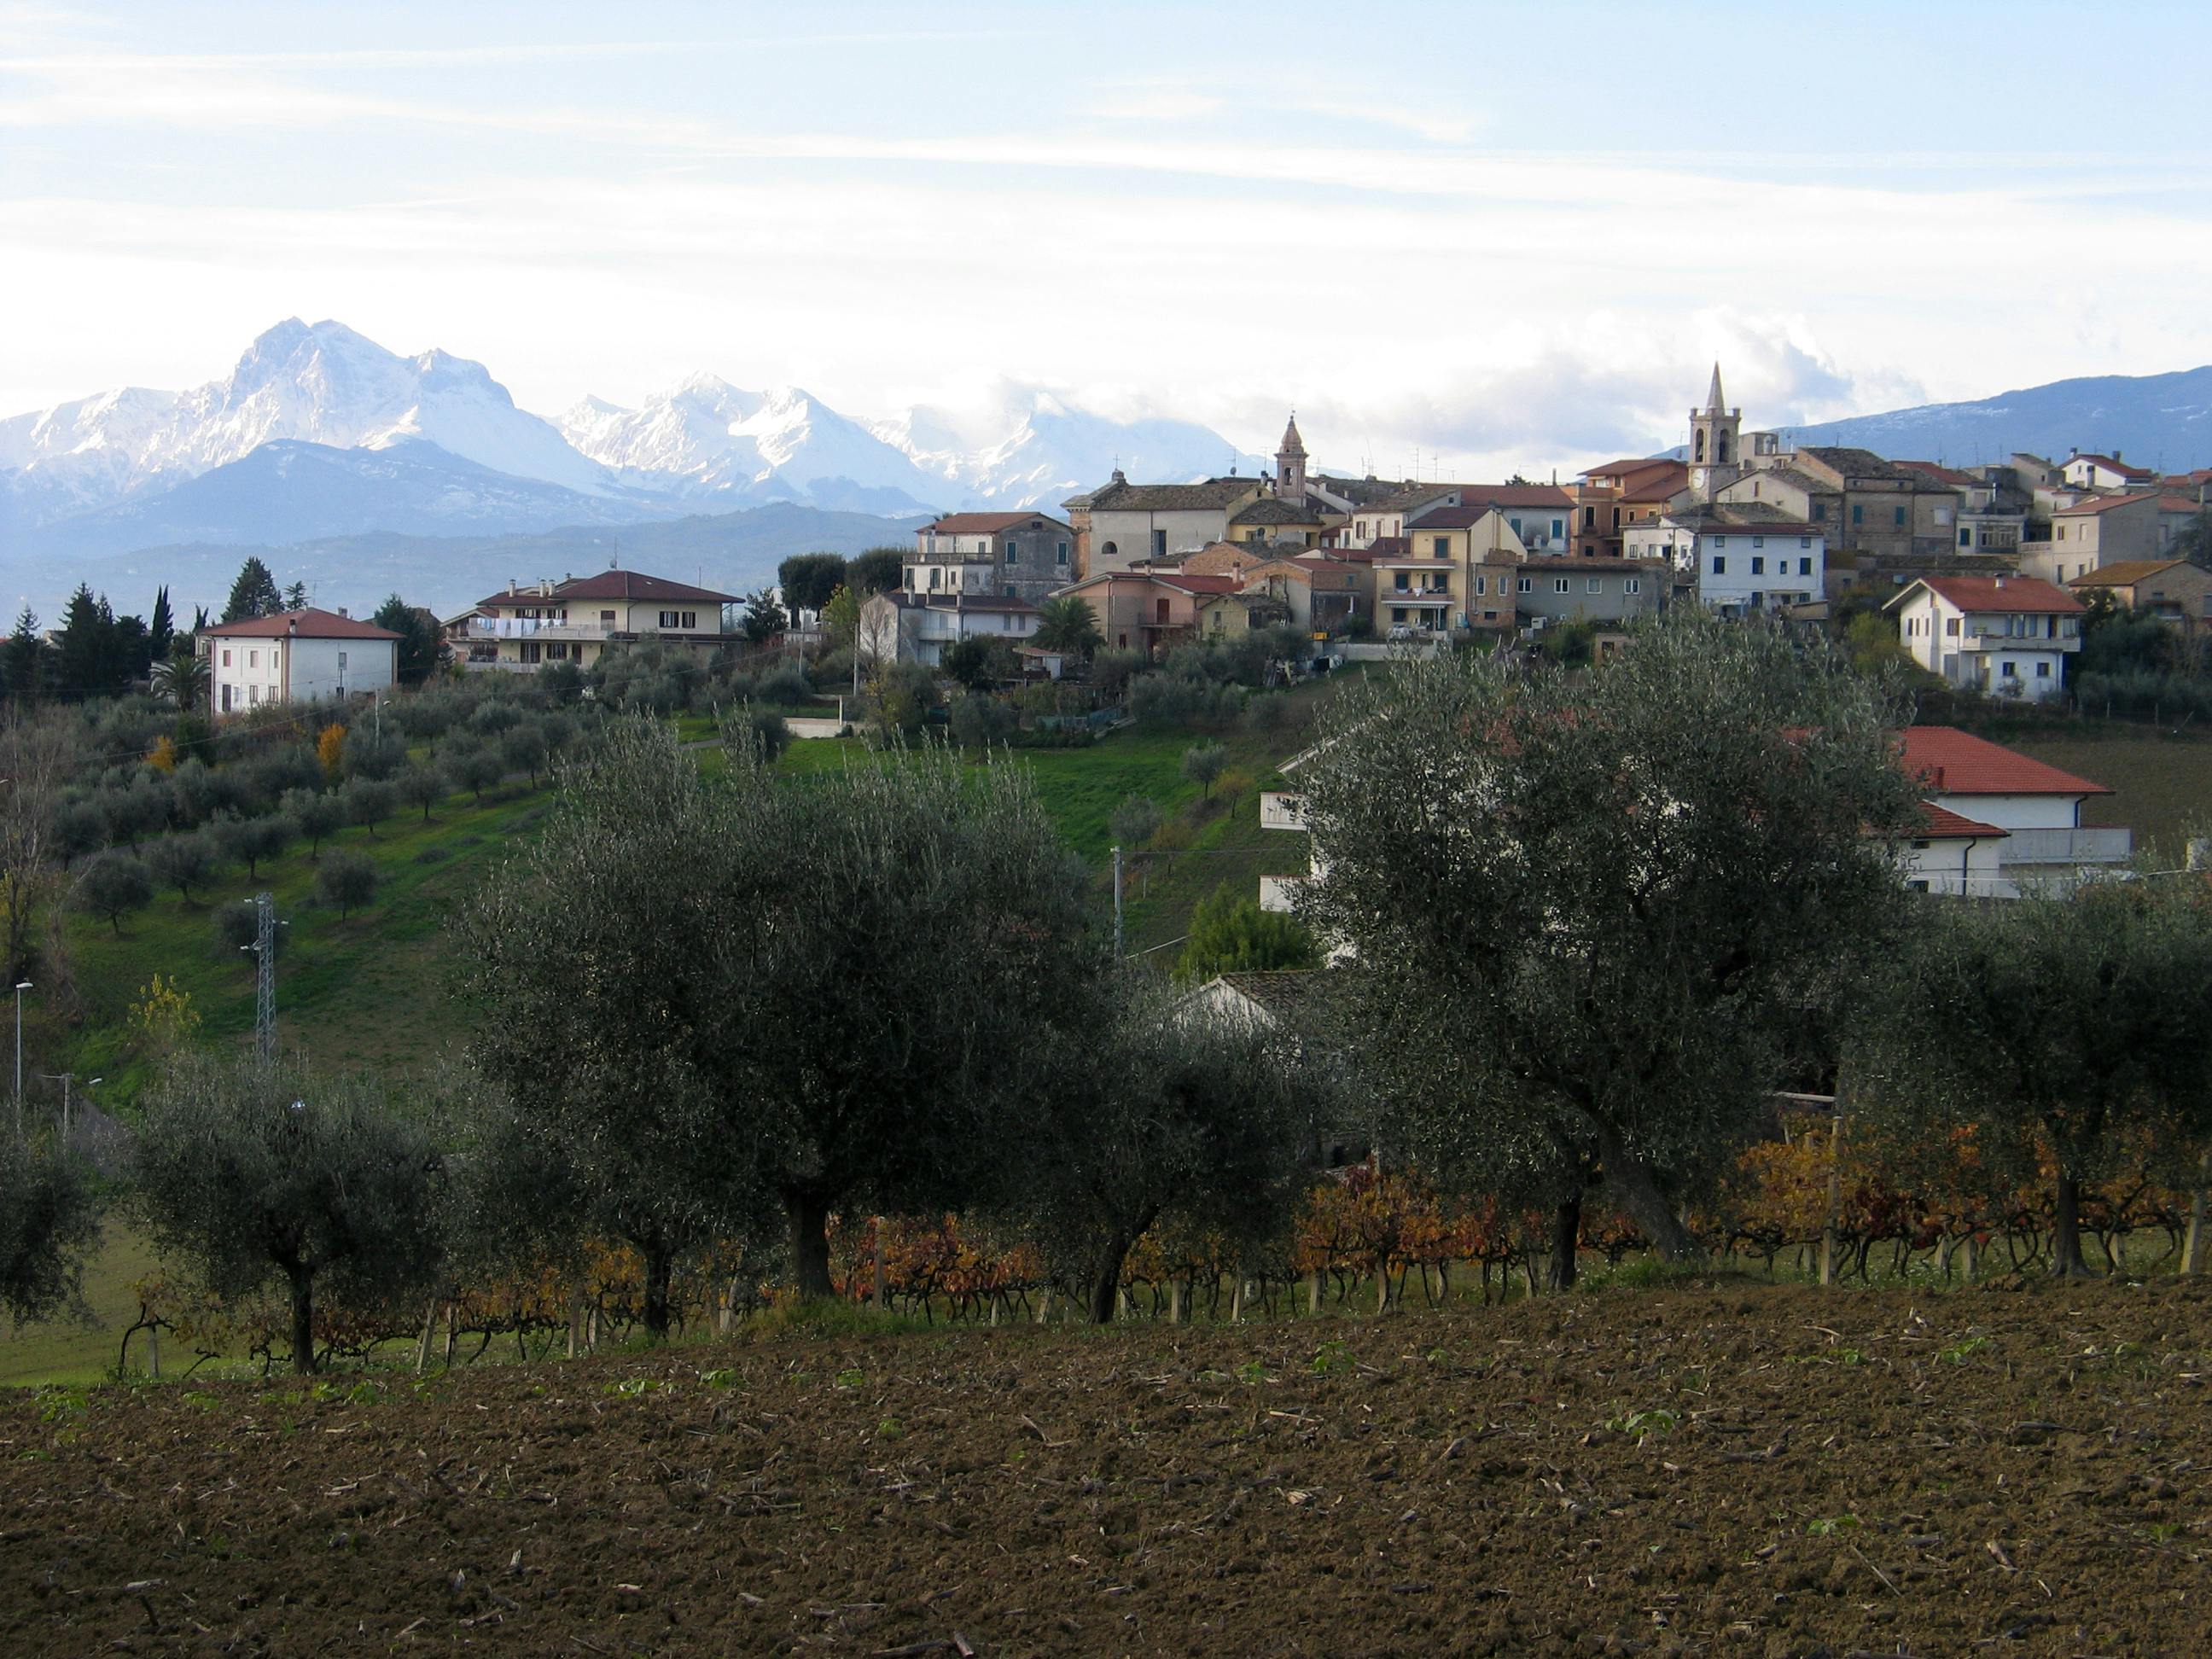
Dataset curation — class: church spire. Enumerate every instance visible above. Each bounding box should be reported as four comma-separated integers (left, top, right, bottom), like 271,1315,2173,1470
1704,363,1726,414
1274,410,1307,499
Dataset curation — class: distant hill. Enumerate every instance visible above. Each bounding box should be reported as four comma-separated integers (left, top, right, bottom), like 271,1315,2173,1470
1776,366,2212,470
44,500,928,622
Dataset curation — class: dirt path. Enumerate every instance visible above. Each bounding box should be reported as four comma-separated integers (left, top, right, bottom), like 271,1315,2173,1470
3,1278,2207,1655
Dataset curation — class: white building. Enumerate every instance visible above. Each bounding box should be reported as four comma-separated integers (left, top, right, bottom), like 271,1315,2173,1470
1883,576,2081,703
1623,503,1825,614
1896,725,2129,894
198,607,399,717
859,591,1039,668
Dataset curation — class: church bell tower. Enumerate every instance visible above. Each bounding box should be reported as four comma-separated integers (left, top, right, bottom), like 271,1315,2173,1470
1275,412,1307,501
1688,364,1742,500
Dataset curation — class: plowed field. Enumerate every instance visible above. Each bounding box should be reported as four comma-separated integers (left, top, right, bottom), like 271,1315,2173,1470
3,1279,2209,1656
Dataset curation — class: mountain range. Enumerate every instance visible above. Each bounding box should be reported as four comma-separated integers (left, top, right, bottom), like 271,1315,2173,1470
1776,366,2212,471
0,318,1264,615
11,319,2212,620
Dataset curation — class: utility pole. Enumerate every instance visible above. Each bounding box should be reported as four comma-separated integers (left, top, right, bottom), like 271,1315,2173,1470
1112,846,1125,958
242,894,279,1062
12,980,29,1138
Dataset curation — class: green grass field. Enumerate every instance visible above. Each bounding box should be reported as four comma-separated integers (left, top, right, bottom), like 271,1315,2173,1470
0,1230,160,1387
49,780,555,1103
2004,729,2212,859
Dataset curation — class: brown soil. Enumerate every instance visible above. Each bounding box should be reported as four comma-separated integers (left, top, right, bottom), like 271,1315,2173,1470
3,1278,2209,1656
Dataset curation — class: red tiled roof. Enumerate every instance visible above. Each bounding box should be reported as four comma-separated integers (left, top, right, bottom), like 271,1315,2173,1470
925,511,1064,534
200,606,401,641
2069,560,2190,588
1155,573,1242,595
478,570,736,607
2054,492,2158,516
1917,802,2008,841
2072,453,2156,480
1896,726,2111,797
2157,494,2204,514
1895,577,2081,614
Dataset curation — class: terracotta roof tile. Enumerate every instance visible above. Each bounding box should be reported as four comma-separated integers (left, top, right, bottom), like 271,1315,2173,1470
1892,576,2082,614
1896,726,2111,796
200,606,401,641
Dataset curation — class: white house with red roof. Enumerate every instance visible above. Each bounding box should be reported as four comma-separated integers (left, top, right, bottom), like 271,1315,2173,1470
461,568,736,672
1895,725,2128,893
1883,575,2082,702
197,607,400,717
2061,451,2157,492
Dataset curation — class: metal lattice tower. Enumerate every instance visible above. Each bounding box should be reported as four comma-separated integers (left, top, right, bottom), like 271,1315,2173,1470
253,891,276,1062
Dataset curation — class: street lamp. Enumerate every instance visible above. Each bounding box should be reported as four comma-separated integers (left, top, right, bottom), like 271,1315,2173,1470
12,980,30,1138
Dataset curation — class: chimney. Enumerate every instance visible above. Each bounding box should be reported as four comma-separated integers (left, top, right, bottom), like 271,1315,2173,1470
1994,576,2006,588
336,607,349,620
538,579,552,597
507,579,516,596
2112,450,2122,463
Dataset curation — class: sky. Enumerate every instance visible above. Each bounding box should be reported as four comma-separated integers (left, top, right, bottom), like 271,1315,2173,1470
8,0,2212,478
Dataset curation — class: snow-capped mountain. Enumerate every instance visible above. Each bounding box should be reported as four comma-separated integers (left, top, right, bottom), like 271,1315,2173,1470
0,319,1266,585
558,378,956,514
879,387,1266,507
3,318,620,523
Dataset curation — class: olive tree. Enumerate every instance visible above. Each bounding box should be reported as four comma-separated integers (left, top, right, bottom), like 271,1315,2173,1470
710,745,1102,1298
129,1054,443,1373
0,1132,103,1327
1861,879,2212,1278
73,852,153,936
454,723,771,1336
1297,609,1920,1267
995,980,1311,1322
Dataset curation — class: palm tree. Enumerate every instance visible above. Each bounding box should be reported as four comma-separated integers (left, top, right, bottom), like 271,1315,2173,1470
1031,595,1104,659
151,649,211,713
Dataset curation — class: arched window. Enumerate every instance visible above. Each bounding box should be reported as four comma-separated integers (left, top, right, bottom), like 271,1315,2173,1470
1102,540,1118,558
1694,430,1707,463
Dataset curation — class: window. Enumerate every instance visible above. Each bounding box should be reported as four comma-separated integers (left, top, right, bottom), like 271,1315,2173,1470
337,651,347,671
1751,556,1766,574
1586,576,1603,593
2057,526,2068,541
521,642,542,665
1944,616,1959,637
1056,540,1069,565
1752,536,1766,549
248,649,259,668
546,643,569,661
1004,541,1018,563
247,684,259,707
1798,557,1813,576
221,649,232,667
1152,529,1167,557
1800,536,1812,548
1894,506,1906,527
1508,517,1522,534
2036,661,2052,678
1551,519,1564,540
1713,535,1727,548
600,609,615,624
1583,506,1594,527
1430,536,1449,557
1712,556,1726,575
1473,574,1487,596
1851,504,1864,526
1516,575,1533,594
1625,577,1640,595
2000,661,2016,678
1553,577,1570,594
1813,503,1827,521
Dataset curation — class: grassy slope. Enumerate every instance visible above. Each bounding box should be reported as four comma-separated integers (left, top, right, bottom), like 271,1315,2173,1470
2001,729,2212,859
0,1231,160,1388
55,782,555,1097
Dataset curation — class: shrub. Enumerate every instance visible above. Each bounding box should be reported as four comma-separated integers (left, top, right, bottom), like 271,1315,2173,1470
316,850,379,919
394,765,445,821
1181,740,1228,798
283,787,345,858
52,800,108,865
341,731,407,782
1109,794,1162,849
316,722,346,783
144,832,220,902
213,898,283,959
341,776,397,837
757,667,815,708
74,852,153,935
946,690,1017,750
211,812,294,880
742,707,791,764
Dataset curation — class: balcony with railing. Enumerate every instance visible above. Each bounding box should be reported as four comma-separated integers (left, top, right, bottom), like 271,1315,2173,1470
465,618,614,643
1999,827,2133,865
1260,791,1307,831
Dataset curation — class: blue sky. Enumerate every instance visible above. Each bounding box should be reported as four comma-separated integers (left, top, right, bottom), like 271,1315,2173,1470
7,0,2212,474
